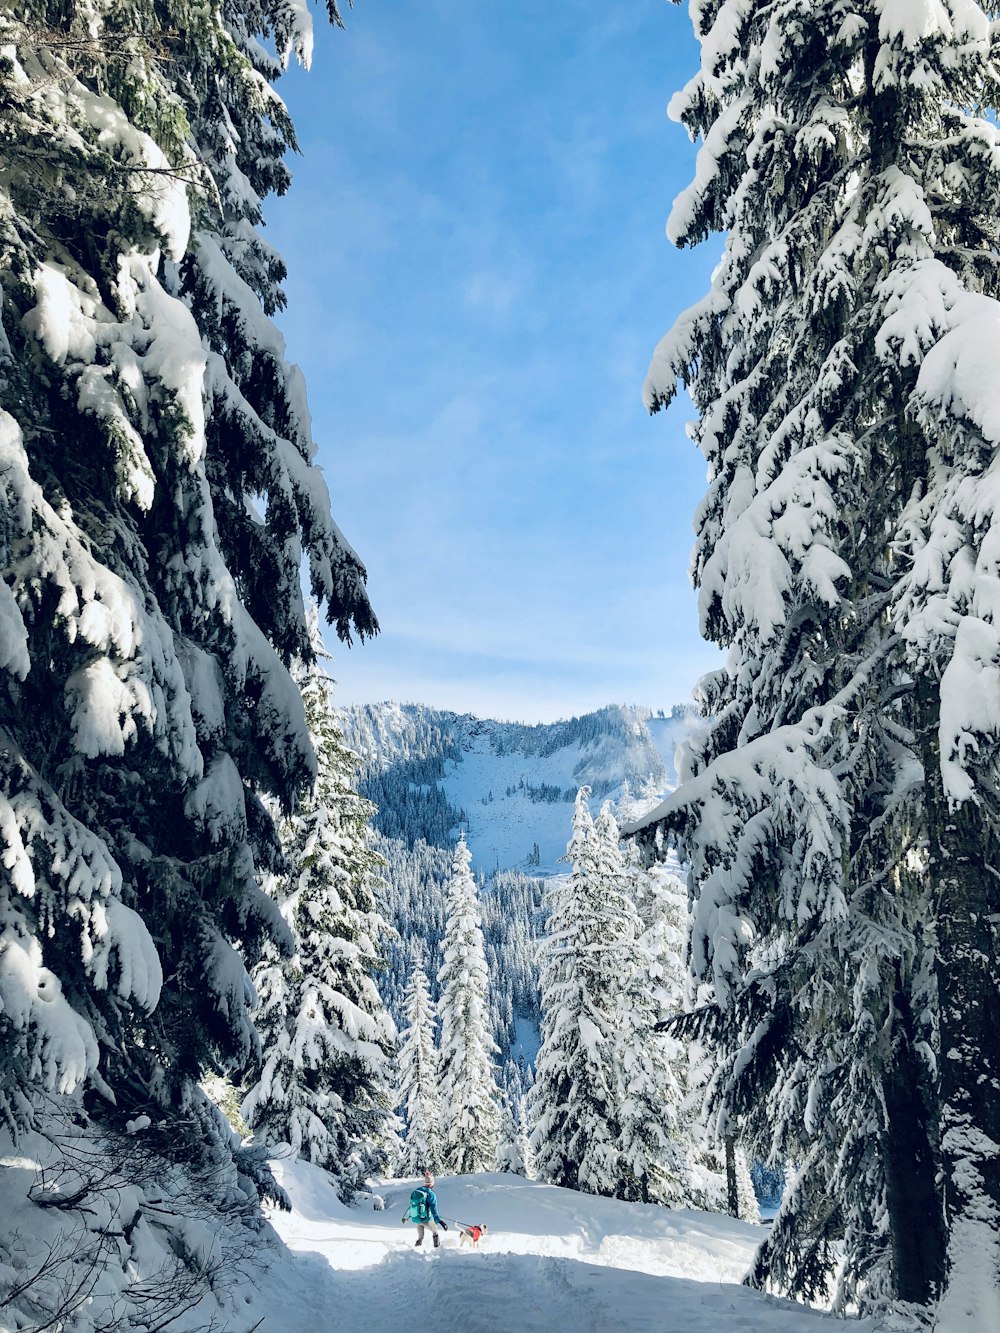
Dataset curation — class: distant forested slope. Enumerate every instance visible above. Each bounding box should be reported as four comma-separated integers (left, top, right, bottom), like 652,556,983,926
342,702,695,1065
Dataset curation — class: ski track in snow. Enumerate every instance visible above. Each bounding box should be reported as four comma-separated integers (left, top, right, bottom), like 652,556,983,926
251,1163,880,1333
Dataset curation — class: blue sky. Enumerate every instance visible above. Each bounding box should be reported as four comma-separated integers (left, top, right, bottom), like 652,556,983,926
268,0,723,722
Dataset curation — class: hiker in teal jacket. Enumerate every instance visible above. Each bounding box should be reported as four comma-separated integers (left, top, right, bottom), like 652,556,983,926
402,1173,449,1248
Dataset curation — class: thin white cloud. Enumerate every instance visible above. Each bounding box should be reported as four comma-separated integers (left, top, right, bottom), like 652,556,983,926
463,269,520,319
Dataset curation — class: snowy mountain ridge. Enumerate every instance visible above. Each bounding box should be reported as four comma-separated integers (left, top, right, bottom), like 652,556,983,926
339,702,700,875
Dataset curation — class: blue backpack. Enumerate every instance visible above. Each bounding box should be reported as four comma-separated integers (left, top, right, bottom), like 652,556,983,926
409,1187,431,1223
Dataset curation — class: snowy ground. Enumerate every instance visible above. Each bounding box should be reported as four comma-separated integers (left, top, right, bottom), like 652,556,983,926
252,1162,882,1333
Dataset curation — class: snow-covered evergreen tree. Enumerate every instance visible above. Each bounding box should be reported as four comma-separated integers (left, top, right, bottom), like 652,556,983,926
634,0,1000,1315
531,791,615,1192
374,834,452,1019
241,643,395,1199
496,1092,531,1178
735,1146,760,1226
0,2,374,1148
592,804,690,1205
532,792,689,1203
496,1058,535,1178
437,836,501,1174
395,942,443,1177
626,846,734,1208
628,854,690,1014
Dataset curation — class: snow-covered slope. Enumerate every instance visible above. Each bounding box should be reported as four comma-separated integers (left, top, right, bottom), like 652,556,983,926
0,1123,884,1333
253,1159,880,1333
340,703,700,874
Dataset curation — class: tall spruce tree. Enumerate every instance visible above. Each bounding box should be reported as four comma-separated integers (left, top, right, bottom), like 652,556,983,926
592,804,690,1206
496,1089,533,1179
627,841,759,1217
0,2,374,1151
496,1057,535,1178
532,791,688,1201
241,644,396,1198
631,0,1000,1316
531,791,616,1192
395,942,443,1176
437,836,501,1174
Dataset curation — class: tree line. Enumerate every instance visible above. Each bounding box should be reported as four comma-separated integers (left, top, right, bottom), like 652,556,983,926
392,794,757,1219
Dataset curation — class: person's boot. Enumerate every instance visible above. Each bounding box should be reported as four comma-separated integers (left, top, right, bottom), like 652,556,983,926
415,1237,422,1247
433,1233,440,1248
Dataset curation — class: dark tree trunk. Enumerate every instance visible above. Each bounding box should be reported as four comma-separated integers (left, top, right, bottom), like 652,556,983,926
919,677,1000,1318
725,1134,738,1218
880,966,945,1303
931,793,1000,1311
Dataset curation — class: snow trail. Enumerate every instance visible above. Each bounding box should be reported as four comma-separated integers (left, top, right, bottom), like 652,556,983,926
252,1163,879,1333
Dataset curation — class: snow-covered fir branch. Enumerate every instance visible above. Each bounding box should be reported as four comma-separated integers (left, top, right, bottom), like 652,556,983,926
0,0,381,1321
